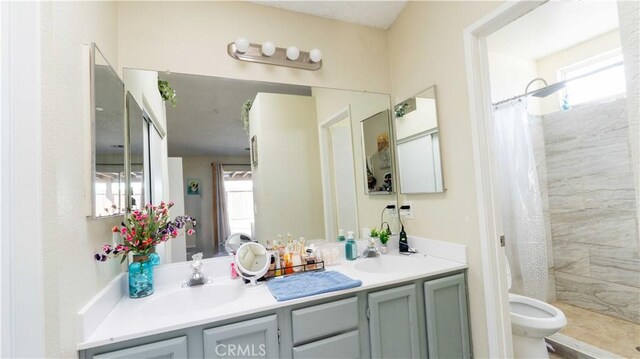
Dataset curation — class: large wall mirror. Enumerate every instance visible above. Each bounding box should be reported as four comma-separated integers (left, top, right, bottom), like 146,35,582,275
361,110,394,195
91,44,126,218
394,85,445,193
123,69,396,263
126,92,146,212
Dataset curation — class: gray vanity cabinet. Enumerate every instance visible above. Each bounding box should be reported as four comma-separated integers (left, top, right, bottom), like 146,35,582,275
424,273,471,359
80,271,471,359
91,336,188,359
367,284,420,359
203,315,279,359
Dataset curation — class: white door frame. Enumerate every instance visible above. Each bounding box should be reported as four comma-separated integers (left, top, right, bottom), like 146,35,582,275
463,1,546,357
318,106,360,240
1,1,46,357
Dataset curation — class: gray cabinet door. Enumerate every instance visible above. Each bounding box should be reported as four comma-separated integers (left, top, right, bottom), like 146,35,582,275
424,273,471,359
92,336,187,359
368,284,420,359
203,315,279,359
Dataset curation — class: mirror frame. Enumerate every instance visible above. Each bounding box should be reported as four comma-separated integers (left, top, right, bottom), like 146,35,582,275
125,91,146,212
394,85,446,194
90,43,126,219
360,109,395,195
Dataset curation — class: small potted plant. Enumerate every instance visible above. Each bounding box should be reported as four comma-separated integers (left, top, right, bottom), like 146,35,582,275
95,202,196,298
158,80,177,107
369,227,380,240
379,231,390,254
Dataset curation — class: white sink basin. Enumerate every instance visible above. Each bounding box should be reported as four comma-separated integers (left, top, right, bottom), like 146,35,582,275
354,255,424,273
144,284,242,314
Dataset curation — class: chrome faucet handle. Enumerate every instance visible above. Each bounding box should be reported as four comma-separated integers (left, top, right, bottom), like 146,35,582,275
182,252,208,287
362,238,380,258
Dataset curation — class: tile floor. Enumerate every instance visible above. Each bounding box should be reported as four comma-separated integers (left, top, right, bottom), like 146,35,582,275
549,352,565,359
552,301,640,358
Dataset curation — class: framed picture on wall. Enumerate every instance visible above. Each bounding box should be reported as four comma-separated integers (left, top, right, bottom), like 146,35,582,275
186,178,201,195
251,135,258,166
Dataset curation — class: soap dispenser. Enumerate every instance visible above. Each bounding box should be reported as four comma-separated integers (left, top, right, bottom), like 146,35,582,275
345,231,358,261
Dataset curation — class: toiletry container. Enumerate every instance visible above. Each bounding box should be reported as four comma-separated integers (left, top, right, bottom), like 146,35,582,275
337,229,346,241
345,231,358,260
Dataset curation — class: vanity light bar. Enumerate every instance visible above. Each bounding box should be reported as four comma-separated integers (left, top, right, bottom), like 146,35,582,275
227,42,322,71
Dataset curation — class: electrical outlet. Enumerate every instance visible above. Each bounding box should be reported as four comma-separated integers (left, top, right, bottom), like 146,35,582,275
387,202,398,218
400,202,413,219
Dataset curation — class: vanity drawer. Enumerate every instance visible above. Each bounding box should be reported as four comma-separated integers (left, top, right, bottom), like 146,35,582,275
292,330,360,359
92,336,187,359
291,297,359,344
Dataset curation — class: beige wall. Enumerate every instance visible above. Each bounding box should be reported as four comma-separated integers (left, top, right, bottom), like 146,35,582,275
117,1,390,93
487,51,541,114
40,2,122,357
387,2,503,357
250,93,325,242
537,30,621,114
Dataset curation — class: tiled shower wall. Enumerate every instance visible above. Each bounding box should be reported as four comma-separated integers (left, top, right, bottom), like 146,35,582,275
541,98,639,324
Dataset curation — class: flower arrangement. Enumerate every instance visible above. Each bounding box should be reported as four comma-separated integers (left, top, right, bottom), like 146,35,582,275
95,202,196,263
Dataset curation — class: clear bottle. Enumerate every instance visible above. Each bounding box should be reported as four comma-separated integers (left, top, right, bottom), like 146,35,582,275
345,231,358,261
337,229,346,241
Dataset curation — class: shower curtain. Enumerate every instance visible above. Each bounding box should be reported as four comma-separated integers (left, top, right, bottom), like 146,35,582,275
493,100,548,301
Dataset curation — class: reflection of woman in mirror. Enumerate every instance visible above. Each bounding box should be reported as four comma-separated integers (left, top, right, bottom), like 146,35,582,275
368,132,391,192
376,133,391,169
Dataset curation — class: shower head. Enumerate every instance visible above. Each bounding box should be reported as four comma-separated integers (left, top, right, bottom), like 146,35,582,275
524,77,565,98
531,82,566,98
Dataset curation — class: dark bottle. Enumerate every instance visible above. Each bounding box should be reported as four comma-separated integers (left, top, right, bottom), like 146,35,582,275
399,225,409,252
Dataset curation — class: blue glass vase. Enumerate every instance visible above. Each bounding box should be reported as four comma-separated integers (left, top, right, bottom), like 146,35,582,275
129,255,154,298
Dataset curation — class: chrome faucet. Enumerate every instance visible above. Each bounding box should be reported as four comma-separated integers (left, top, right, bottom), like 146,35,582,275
183,253,208,287
362,238,380,258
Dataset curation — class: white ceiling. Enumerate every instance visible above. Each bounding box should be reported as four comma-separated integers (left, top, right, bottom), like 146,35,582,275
160,72,311,157
250,1,408,29
487,1,619,60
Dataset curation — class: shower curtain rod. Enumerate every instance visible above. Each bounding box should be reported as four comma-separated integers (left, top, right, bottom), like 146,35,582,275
492,60,624,107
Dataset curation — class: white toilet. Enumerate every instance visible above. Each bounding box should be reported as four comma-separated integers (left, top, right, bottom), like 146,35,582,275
505,257,567,358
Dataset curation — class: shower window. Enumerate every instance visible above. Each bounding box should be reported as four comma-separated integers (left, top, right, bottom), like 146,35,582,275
559,50,626,106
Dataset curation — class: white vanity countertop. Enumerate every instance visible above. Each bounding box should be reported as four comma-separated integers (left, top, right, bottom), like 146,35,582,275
77,237,467,350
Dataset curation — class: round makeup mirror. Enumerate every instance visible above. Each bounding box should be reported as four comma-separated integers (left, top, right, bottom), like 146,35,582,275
234,242,269,285
225,232,255,255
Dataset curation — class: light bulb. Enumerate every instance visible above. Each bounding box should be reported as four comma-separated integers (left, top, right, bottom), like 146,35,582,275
309,48,322,63
234,37,250,53
286,46,300,61
261,41,276,57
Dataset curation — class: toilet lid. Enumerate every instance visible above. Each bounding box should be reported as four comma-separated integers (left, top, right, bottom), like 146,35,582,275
504,253,512,290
